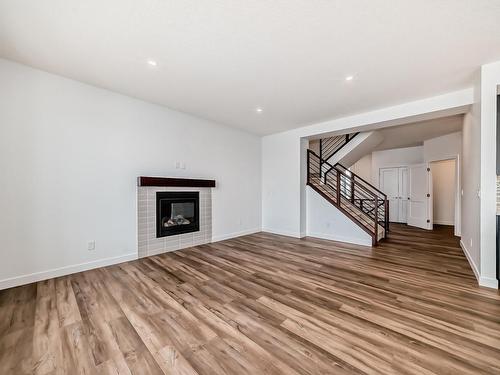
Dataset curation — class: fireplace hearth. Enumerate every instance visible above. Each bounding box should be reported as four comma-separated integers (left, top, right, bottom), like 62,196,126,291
156,191,199,237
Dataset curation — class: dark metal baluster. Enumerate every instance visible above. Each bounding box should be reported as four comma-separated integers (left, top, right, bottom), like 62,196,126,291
374,196,378,244
319,139,323,170
307,150,311,183
350,175,355,203
336,170,341,204
385,199,389,232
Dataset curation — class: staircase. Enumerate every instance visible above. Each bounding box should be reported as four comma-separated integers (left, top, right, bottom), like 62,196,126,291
307,145,389,246
319,133,359,161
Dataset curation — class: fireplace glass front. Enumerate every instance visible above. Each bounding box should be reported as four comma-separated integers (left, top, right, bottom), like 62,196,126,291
156,192,199,237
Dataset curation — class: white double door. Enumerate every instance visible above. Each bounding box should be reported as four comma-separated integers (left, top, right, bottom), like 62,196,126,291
379,167,408,223
380,164,433,229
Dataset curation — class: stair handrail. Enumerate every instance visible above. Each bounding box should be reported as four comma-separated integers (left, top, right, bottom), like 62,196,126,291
310,150,383,202
320,132,360,161
307,149,390,242
335,163,390,231
335,163,387,199
308,150,378,243
309,150,380,217
309,150,377,196
308,149,335,174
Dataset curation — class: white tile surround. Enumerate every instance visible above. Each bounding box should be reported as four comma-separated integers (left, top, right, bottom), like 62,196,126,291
138,186,212,258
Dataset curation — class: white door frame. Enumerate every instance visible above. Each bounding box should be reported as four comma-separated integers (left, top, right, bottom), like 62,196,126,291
398,167,409,224
379,167,401,223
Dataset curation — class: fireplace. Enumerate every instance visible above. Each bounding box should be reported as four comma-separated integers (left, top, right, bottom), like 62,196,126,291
156,191,199,237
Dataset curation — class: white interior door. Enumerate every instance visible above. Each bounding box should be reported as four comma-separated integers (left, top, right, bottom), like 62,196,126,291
407,164,432,229
398,167,408,223
379,168,399,222
380,167,409,223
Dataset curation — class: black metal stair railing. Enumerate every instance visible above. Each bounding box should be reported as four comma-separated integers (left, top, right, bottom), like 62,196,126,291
307,149,389,245
334,164,389,231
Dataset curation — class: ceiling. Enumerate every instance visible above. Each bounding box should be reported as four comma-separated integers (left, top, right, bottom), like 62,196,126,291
1,1,499,135
373,115,464,151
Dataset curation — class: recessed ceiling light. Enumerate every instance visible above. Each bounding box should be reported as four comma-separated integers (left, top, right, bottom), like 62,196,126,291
345,75,354,81
147,60,158,67
256,107,263,113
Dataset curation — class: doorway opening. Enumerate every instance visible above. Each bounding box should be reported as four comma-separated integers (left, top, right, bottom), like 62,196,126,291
379,157,460,235
430,159,457,228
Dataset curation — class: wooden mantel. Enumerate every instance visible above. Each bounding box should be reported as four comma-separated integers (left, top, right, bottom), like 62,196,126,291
138,176,216,188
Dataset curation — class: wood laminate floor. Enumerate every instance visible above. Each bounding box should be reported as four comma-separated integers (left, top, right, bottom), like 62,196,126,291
1,224,500,374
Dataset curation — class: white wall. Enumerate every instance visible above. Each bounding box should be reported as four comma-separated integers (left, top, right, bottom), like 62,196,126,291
306,187,372,246
352,131,463,188
424,131,462,162
372,146,424,188
262,89,472,239
262,131,302,237
458,62,500,288
478,61,500,288
350,154,372,181
423,131,462,235
431,159,456,225
460,73,481,280
0,58,262,288
461,110,481,279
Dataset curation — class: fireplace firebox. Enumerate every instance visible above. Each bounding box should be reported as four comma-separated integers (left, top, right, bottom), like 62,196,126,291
156,192,199,237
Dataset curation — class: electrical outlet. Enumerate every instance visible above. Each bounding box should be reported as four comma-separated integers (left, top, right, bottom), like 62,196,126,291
175,161,180,169
469,238,473,248
88,241,96,251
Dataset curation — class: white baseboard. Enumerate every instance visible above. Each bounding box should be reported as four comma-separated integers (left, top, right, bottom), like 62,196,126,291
0,253,138,290
261,227,303,238
212,228,261,242
460,239,480,283
1,227,263,290
458,239,498,288
307,231,372,247
434,220,454,226
479,276,498,289
459,241,497,288
459,240,498,288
